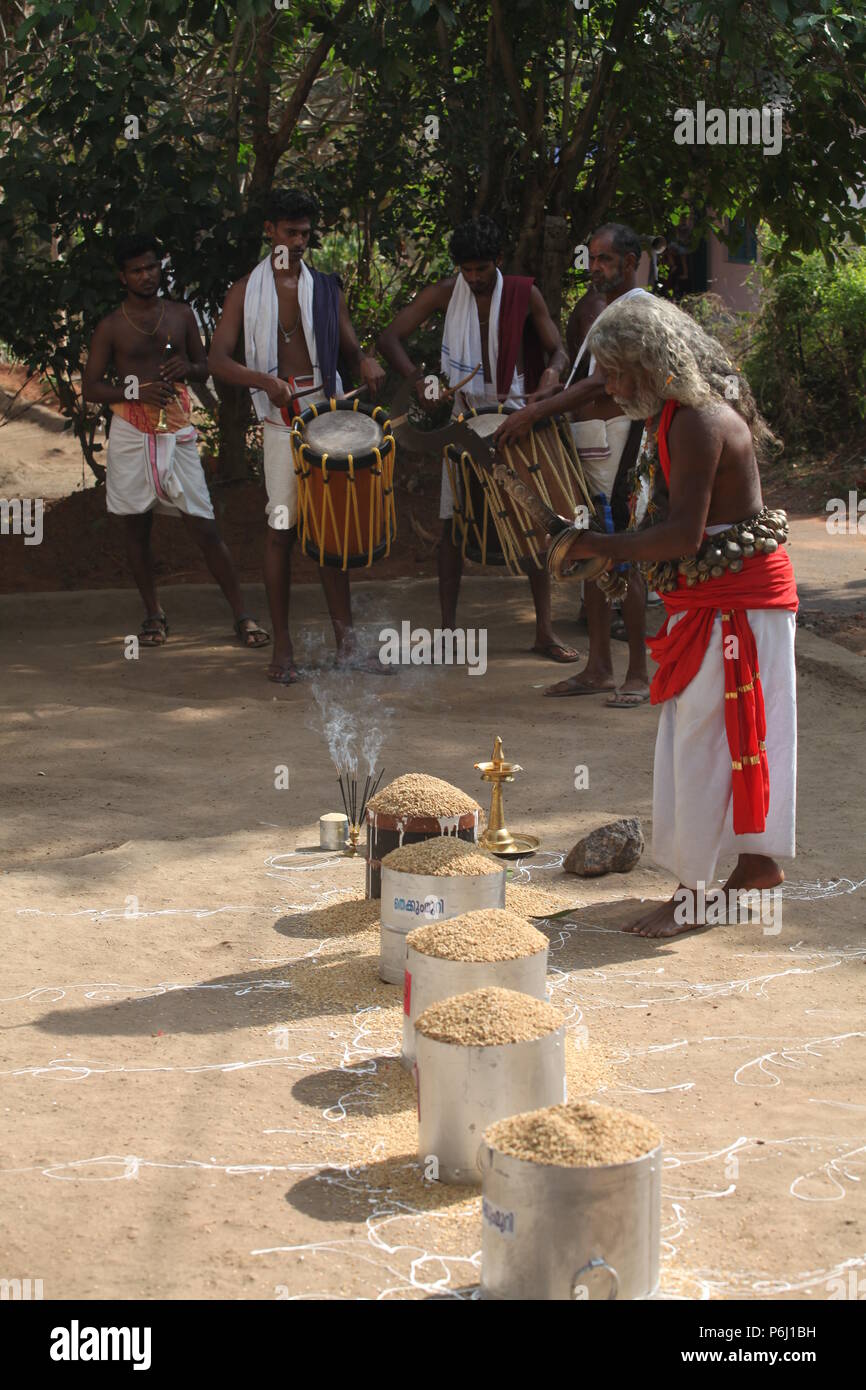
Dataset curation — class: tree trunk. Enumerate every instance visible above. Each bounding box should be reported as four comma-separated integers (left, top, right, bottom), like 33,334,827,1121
540,215,571,329
214,378,251,482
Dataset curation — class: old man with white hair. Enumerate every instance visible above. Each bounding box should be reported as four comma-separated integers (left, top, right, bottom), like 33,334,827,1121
551,295,798,937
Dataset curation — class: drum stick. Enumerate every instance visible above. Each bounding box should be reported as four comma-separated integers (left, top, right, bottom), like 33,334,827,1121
389,364,481,430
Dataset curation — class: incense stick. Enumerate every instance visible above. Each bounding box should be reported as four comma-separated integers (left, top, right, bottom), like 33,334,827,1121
337,772,350,822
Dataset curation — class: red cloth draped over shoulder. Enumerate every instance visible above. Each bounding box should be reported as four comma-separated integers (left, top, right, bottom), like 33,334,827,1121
646,400,798,834
497,276,545,397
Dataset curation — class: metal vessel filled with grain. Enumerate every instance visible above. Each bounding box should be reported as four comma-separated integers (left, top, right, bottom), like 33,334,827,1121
414,986,566,1184
379,836,506,983
401,909,549,1067
479,1100,662,1300
364,773,481,899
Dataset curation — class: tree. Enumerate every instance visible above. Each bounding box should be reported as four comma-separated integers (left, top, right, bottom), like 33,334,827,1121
1,0,863,479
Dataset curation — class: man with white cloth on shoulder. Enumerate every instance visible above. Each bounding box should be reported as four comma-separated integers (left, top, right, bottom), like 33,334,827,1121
376,216,578,664
497,223,653,706
209,188,385,685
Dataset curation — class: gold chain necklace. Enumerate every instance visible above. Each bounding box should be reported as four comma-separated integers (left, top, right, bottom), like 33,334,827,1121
121,301,166,336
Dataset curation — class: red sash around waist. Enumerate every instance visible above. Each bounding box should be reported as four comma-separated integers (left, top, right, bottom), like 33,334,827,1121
647,400,798,834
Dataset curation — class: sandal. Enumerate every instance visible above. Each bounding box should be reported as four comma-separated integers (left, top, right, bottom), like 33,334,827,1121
605,687,650,708
266,661,300,686
234,614,270,649
531,641,581,664
140,613,168,647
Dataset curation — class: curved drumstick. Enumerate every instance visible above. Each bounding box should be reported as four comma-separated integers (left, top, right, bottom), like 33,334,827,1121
387,366,480,435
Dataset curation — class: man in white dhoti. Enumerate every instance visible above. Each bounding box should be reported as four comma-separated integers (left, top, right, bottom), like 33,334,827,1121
376,217,579,664
551,295,798,937
83,235,268,650
497,223,653,705
208,189,385,684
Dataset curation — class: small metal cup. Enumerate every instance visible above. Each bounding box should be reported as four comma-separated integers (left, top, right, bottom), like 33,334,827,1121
320,813,349,851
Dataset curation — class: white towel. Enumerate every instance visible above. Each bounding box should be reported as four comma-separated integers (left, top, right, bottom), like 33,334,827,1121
441,270,524,414
567,285,654,383
243,257,341,423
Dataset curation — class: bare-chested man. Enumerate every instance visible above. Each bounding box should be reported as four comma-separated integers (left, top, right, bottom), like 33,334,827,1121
376,216,578,663
497,224,651,704
208,188,386,684
83,234,267,649
549,295,798,938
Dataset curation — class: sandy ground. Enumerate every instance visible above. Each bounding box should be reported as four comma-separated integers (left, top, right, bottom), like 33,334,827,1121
0,402,98,502
2,571,865,1302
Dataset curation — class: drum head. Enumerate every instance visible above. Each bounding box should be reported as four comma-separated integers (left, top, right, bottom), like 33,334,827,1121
463,408,515,439
304,410,384,457
464,413,503,439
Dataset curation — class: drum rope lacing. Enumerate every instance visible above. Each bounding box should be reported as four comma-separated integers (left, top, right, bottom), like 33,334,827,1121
290,399,396,569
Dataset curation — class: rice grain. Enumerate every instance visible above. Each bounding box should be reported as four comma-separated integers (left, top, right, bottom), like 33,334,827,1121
415,986,564,1047
383,836,501,877
407,909,546,962
485,1100,661,1168
367,773,480,818
506,883,577,918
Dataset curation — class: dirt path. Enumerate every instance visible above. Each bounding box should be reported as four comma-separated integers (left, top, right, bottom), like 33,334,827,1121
2,399,864,658
2,577,865,1300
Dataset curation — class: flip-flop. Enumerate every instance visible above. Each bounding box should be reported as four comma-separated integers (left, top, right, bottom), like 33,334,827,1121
139,613,168,647
267,662,300,686
235,614,270,649
531,641,581,664
543,676,616,697
605,688,651,708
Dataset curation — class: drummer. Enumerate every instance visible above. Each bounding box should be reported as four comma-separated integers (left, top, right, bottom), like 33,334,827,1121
208,188,386,684
376,216,579,664
496,223,652,706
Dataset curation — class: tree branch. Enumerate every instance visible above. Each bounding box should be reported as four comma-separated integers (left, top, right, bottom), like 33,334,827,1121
490,0,531,135
270,0,362,160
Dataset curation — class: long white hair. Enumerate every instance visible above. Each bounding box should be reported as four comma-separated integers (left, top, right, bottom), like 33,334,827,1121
587,294,778,459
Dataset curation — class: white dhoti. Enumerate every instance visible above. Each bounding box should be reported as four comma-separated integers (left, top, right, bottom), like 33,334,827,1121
105,415,214,519
438,379,525,522
569,416,632,500
261,379,332,532
651,608,797,888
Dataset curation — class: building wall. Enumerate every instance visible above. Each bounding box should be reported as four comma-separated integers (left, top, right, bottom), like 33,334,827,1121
707,234,760,311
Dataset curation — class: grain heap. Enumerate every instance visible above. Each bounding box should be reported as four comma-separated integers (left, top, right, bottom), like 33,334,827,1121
407,909,546,962
485,1100,661,1167
383,836,501,877
415,986,564,1047
367,773,480,818
506,882,577,919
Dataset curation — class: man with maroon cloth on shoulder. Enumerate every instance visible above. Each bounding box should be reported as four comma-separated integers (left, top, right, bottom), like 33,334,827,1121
377,216,579,664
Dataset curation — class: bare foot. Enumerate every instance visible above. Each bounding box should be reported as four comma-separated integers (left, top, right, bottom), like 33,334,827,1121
722,854,784,894
268,633,298,683
622,887,705,938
